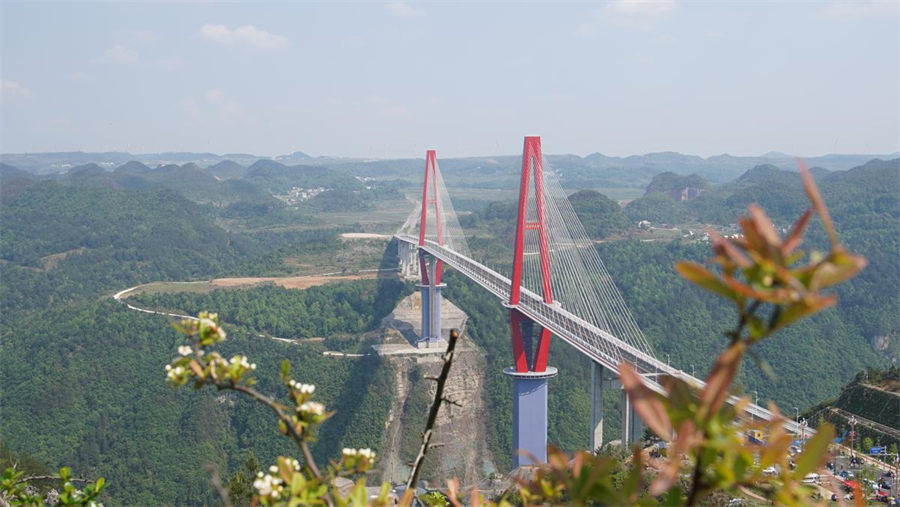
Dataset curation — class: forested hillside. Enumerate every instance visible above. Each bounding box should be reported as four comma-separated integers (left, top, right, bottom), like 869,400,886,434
1,154,895,502
0,294,400,504
0,182,260,312
0,168,409,503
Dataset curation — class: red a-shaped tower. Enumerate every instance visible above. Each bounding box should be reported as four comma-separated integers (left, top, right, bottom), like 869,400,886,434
417,149,445,346
504,136,558,467
509,136,553,373
418,149,443,285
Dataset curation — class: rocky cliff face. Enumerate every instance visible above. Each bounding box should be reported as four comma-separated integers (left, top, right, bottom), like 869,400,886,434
375,292,496,487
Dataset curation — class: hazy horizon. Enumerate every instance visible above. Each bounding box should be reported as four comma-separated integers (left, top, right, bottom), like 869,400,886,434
3,147,899,162
0,148,900,160
2,1,898,158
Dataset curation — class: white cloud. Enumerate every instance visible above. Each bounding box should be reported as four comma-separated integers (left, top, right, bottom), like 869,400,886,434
384,0,424,17
577,0,678,35
205,88,226,104
820,0,898,19
1,80,34,101
102,44,138,64
199,24,288,49
607,0,677,18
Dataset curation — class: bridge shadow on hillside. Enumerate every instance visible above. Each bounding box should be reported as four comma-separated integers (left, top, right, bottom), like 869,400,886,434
373,237,409,320
392,320,419,347
311,353,383,461
311,238,409,460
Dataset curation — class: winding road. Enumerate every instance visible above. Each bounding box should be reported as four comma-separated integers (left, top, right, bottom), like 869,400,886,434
111,269,395,355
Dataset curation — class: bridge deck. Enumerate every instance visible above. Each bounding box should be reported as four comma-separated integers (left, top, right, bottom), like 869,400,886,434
396,234,806,436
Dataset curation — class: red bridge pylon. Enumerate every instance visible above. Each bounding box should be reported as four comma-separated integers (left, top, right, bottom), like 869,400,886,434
417,149,445,346
504,136,558,467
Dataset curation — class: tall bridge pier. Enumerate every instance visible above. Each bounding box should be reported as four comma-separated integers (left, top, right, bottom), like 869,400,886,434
590,362,644,451
417,253,445,345
416,150,447,347
397,240,419,279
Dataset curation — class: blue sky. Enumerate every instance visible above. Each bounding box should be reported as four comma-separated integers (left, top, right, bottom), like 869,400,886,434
1,1,897,158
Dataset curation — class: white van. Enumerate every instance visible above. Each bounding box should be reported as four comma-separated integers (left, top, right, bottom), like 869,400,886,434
803,473,820,484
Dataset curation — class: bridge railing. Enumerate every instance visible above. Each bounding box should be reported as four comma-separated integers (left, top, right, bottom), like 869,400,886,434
395,234,806,436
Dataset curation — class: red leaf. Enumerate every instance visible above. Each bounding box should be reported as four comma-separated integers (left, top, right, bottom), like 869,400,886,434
782,208,812,256
797,158,838,247
619,363,672,439
699,342,745,419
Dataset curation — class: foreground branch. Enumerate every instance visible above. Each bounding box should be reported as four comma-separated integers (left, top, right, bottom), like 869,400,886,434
226,383,323,480
405,329,460,492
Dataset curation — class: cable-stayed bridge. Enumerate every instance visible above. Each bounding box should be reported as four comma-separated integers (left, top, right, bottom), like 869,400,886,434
395,137,805,467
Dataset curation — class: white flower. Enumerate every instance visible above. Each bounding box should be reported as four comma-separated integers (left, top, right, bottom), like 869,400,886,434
298,401,325,416
166,365,186,380
298,383,315,394
269,465,279,473
200,317,227,340
342,447,375,460
229,355,252,369
252,473,282,499
178,345,192,356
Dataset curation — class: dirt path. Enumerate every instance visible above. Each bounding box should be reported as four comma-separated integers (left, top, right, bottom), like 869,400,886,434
210,272,380,290
339,232,392,240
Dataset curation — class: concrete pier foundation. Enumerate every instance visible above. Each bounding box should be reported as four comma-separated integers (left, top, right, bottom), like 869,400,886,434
505,367,558,467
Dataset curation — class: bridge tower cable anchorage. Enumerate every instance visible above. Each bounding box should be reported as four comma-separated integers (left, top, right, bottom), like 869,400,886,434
504,136,559,468
413,150,471,347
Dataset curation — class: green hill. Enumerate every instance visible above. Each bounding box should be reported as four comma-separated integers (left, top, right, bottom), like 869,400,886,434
0,181,261,311
207,159,248,180
245,160,364,194
0,163,36,202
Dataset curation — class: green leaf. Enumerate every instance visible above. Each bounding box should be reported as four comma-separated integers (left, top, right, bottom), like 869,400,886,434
281,359,291,380
291,471,304,496
794,423,834,477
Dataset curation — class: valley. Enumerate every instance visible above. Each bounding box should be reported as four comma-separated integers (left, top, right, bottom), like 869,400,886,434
1,152,897,503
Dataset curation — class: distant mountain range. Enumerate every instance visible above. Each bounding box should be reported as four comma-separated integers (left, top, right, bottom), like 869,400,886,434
3,150,898,183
